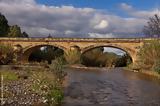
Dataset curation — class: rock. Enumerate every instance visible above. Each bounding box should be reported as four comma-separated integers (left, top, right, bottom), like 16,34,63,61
104,97,108,101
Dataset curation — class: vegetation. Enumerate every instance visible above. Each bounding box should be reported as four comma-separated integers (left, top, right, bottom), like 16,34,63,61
0,13,28,37
0,43,14,64
81,47,131,67
64,49,81,64
31,57,66,105
45,57,66,105
51,56,66,72
143,14,160,38
1,57,66,105
138,40,160,74
0,13,9,36
153,60,160,74
1,70,18,81
46,87,64,105
31,69,64,105
116,54,132,67
29,46,64,64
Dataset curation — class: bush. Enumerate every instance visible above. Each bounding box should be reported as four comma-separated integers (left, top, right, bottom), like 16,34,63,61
64,50,81,64
46,87,64,106
153,60,160,74
51,57,65,71
51,56,66,81
81,47,130,67
0,43,14,64
138,40,160,71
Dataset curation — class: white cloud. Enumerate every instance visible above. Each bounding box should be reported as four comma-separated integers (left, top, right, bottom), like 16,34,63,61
89,33,115,38
0,0,158,38
94,20,109,29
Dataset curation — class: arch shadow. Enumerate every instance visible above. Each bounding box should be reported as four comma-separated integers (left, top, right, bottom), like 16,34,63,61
22,44,66,63
81,44,135,60
81,44,133,67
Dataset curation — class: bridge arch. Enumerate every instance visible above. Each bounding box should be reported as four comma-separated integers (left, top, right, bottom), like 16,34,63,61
81,44,137,63
22,44,67,62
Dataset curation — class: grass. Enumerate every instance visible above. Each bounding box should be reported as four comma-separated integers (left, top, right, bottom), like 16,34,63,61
30,70,56,93
1,71,18,81
29,63,65,105
0,56,66,105
46,87,64,106
1,68,65,105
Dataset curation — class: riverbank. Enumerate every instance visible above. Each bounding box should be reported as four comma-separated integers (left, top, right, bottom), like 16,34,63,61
66,64,160,79
124,67,160,79
65,64,115,71
0,65,65,106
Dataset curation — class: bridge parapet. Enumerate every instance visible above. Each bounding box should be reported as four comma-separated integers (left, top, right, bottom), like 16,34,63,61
0,37,159,43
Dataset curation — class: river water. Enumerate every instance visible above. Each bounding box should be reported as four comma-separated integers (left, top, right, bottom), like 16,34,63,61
62,68,160,106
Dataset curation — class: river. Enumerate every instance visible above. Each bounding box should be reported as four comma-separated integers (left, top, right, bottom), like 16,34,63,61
62,68,160,106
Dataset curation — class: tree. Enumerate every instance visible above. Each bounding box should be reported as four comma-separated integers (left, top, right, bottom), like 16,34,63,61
29,46,64,64
143,14,160,38
0,13,29,37
81,47,104,66
22,32,29,38
8,25,22,37
0,13,9,36
115,54,132,67
81,47,131,67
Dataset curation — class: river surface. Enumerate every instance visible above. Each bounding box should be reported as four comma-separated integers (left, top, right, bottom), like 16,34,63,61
62,68,160,106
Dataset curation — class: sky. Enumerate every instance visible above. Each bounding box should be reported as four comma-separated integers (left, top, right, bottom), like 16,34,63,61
0,0,160,38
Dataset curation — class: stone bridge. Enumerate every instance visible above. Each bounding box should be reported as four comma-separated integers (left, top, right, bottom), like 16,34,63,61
0,37,159,64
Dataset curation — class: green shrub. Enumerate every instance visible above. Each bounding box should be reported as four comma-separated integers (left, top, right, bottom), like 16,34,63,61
30,69,64,105
153,60,160,74
46,87,64,106
51,57,66,81
51,56,65,71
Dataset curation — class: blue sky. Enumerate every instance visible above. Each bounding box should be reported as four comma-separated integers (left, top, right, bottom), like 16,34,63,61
37,0,160,15
36,0,160,23
37,0,160,9
0,0,159,38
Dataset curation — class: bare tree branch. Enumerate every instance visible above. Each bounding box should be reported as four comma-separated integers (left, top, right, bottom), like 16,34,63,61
143,14,160,38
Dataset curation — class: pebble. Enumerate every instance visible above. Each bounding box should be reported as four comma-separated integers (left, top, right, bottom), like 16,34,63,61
3,78,45,105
